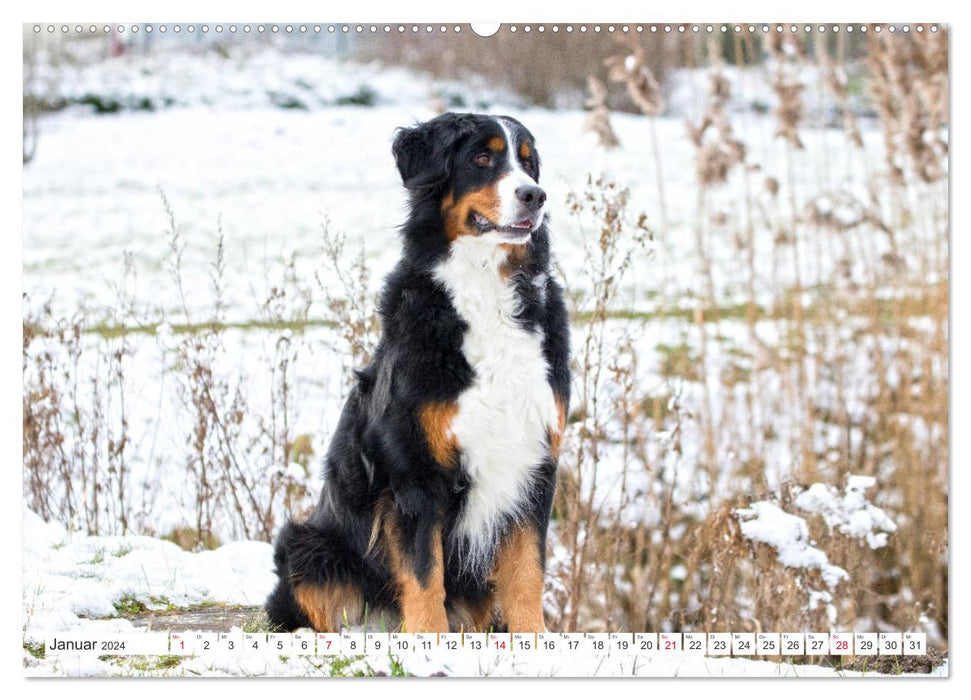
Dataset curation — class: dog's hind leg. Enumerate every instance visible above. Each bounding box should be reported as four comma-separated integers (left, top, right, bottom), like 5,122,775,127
383,515,449,633
492,524,547,632
266,520,364,632
292,581,363,633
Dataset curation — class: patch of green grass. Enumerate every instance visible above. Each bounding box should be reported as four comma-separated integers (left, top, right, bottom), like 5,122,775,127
149,595,173,609
77,94,122,114
24,305,760,341
327,655,360,676
387,654,410,677
268,91,308,110
24,642,45,659
87,549,105,565
29,281,945,344
335,85,378,107
113,544,133,557
327,654,402,677
112,593,175,617
113,594,148,616
125,655,183,672
241,610,275,633
184,600,236,611
64,317,335,340
317,653,413,677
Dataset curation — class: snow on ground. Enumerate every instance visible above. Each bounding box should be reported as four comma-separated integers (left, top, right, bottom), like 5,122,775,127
735,476,898,588
22,509,274,645
25,644,946,679
22,510,941,678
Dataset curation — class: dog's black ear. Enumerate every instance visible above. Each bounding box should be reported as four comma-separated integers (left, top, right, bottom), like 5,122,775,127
392,113,474,191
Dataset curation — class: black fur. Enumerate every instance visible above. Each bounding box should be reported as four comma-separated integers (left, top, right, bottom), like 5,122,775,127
265,112,570,631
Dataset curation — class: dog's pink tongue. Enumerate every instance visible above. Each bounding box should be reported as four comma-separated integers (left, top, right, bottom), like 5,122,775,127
514,219,533,230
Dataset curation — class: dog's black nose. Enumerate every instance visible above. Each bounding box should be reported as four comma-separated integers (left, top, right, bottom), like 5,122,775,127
516,185,547,211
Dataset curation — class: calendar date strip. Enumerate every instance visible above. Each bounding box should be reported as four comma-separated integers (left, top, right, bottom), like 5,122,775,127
45,631,928,658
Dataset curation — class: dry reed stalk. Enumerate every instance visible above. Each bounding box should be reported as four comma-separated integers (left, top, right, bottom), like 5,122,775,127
813,32,863,149
554,175,649,631
583,76,620,149
606,36,670,248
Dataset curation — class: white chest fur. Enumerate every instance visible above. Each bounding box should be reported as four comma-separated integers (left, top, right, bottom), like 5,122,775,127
433,236,558,567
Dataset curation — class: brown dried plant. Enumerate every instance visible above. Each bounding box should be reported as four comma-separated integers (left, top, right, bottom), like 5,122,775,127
584,76,620,149
686,36,746,188
551,174,651,632
766,28,807,150
605,44,665,117
813,31,863,148
604,34,670,248
316,218,381,394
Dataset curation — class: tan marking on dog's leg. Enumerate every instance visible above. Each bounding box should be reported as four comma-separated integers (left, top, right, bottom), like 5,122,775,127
384,521,449,633
492,526,546,632
293,582,363,632
418,401,460,467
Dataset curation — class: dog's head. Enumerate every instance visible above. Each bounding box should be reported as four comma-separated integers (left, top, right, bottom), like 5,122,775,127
392,112,546,246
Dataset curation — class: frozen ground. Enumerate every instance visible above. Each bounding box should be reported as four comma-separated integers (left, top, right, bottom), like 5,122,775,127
22,509,273,641
22,511,941,678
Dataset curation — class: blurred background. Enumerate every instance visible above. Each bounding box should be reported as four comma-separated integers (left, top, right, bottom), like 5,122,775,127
23,24,947,650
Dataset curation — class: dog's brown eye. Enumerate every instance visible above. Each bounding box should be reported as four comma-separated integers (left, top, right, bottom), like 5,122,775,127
474,154,492,167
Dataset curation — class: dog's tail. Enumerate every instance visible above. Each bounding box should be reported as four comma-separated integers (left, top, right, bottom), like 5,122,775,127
264,520,313,631
264,519,368,631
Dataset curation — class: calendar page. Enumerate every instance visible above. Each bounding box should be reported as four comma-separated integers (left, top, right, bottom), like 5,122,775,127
21,8,949,681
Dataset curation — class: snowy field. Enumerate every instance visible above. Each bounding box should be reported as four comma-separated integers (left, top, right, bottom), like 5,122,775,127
23,45,902,322
22,39,948,678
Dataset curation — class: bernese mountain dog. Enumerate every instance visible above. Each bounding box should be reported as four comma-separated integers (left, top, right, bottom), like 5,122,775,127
265,112,570,634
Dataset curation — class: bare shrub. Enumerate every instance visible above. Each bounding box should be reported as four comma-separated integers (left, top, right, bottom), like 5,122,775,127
160,195,317,544
316,218,380,393
23,277,135,535
549,174,651,631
